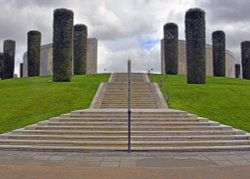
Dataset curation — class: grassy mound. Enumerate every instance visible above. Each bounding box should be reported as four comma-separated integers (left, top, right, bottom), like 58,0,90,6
0,74,109,133
151,74,250,132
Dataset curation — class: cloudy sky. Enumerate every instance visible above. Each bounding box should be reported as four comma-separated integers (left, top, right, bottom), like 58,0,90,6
0,0,250,75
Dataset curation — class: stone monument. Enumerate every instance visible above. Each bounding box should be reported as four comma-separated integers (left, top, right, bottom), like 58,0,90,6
212,31,226,77
241,41,250,80
53,8,74,82
27,30,41,77
185,8,206,84
0,53,3,79
3,40,15,79
163,23,178,74
74,24,88,74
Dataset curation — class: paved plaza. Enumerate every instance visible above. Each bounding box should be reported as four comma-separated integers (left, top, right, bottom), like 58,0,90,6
1,151,250,178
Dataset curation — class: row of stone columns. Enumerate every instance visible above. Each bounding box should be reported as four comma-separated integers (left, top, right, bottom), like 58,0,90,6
2,9,88,81
163,8,250,83
53,8,88,82
164,8,229,84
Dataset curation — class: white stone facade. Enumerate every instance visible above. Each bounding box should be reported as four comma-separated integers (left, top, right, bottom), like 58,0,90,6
23,38,98,77
161,39,236,77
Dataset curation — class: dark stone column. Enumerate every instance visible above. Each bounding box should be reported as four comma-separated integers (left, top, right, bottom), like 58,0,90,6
241,41,250,79
185,8,206,84
212,31,226,77
20,63,23,78
3,40,15,79
27,30,41,77
53,8,74,82
0,53,3,79
74,24,88,74
163,23,178,74
235,64,241,78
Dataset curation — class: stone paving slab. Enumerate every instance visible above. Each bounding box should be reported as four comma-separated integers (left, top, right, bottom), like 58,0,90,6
1,165,250,179
1,151,250,168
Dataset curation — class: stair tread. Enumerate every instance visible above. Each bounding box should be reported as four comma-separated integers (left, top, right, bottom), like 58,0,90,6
0,145,250,152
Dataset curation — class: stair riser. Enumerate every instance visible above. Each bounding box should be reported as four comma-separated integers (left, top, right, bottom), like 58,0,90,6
30,126,231,131
1,141,250,147
1,146,250,152
5,136,249,141
14,131,240,135
71,115,191,117
43,123,216,126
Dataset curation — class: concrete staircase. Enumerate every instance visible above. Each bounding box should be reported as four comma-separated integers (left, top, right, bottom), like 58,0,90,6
0,73,250,152
90,73,167,109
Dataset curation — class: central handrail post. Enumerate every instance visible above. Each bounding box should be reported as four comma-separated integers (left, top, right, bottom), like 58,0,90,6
127,59,131,153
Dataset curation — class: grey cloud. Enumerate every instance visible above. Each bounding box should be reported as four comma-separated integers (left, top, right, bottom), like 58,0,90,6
5,0,68,8
198,0,250,23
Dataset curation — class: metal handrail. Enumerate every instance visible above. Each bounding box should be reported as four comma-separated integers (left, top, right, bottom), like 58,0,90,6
127,59,131,153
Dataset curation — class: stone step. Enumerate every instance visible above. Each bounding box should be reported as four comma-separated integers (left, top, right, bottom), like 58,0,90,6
0,145,250,152
100,106,159,109
40,121,218,126
71,111,188,115
101,98,155,100
67,116,196,119
100,102,157,105
12,129,244,136
101,100,155,102
57,118,209,122
27,125,232,131
1,139,250,147
105,89,151,91
102,94,154,96
99,105,158,107
101,99,155,101
103,91,153,93
68,113,195,118
4,135,249,141
70,111,190,115
100,102,157,104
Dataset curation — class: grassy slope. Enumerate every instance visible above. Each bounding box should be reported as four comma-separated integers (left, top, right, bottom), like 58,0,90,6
151,74,250,132
0,74,109,134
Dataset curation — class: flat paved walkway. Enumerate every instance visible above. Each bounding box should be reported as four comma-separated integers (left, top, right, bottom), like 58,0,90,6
1,151,250,178
1,165,250,179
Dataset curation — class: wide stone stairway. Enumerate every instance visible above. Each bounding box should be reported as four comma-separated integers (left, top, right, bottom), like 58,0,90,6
0,73,250,152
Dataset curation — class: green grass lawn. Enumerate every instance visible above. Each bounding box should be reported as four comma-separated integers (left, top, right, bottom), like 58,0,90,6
151,74,250,132
0,74,109,134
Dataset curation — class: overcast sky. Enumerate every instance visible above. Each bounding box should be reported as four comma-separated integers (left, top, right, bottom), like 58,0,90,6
0,0,250,75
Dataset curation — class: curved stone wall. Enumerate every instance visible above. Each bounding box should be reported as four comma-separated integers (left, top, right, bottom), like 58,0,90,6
23,38,98,77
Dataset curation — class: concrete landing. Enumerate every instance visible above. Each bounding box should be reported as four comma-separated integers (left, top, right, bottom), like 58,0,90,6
1,151,250,179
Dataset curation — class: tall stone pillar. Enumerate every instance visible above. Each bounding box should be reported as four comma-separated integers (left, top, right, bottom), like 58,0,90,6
3,40,15,79
212,31,226,77
185,8,206,84
163,23,178,74
241,41,250,80
235,64,241,78
0,53,3,79
27,30,41,77
20,63,23,78
74,24,88,74
53,8,74,82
